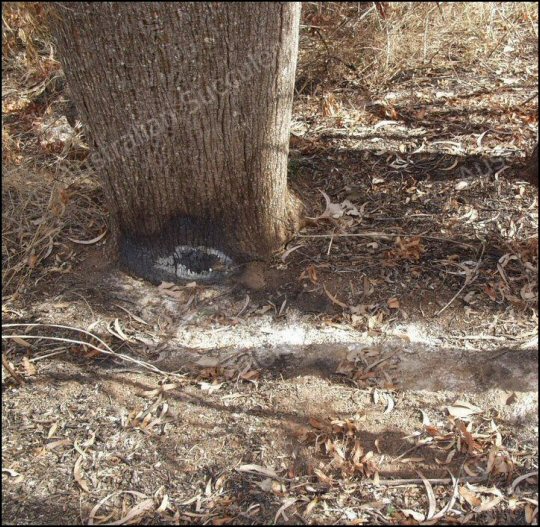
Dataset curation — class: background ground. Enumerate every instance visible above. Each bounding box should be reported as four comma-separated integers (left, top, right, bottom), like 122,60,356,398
2,3,538,525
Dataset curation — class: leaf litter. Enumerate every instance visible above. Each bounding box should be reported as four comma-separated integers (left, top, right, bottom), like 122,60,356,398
2,2,538,525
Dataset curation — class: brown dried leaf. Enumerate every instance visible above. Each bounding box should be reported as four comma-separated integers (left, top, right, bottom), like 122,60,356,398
212,518,234,526
458,422,482,453
474,496,503,513
74,455,90,492
313,468,334,486
240,370,260,382
22,357,36,376
309,417,328,430
237,464,281,480
45,438,72,450
108,498,154,525
11,336,32,348
303,498,318,519
387,297,400,309
274,497,298,524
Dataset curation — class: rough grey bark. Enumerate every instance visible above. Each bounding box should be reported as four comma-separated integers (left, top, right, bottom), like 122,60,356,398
51,2,302,283
526,144,538,187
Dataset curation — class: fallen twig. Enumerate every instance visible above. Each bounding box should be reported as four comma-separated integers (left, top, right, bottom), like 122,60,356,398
298,232,476,248
373,475,487,487
436,244,485,316
2,323,181,378
2,353,25,385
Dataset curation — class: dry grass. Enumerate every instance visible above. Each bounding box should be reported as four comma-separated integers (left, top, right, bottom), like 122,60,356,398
1,2,538,297
1,5,538,524
297,2,538,94
2,164,106,299
2,3,104,300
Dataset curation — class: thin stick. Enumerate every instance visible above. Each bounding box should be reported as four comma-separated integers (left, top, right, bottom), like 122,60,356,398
298,232,476,249
520,92,538,105
2,353,25,385
326,229,335,256
29,350,68,362
374,475,487,487
3,322,113,354
2,335,162,373
2,329,177,378
449,335,511,341
436,244,485,316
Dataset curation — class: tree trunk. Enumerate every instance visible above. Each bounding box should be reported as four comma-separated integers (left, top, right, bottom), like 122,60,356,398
525,144,538,187
51,2,302,283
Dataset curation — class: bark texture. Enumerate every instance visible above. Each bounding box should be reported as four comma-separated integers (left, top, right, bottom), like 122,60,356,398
51,2,302,283
525,144,538,187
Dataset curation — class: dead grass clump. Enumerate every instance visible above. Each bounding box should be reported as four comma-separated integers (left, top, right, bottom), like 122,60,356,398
2,163,106,299
297,2,538,95
2,2,55,72
3,2,65,149
2,3,105,299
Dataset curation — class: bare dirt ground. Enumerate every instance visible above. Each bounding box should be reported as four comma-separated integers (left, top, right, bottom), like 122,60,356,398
2,3,538,525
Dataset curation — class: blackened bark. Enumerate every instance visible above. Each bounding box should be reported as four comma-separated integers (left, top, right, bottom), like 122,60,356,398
51,2,302,283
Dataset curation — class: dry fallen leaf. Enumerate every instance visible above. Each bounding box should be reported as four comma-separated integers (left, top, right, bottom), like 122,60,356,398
237,464,281,480
240,370,260,382
212,517,234,526
417,470,437,520
74,455,90,492
525,503,537,524
383,393,395,414
67,230,107,245
303,498,319,519
45,438,72,450
447,400,482,418
107,498,154,525
474,496,503,513
309,417,329,430
274,497,298,523
458,421,482,453
313,468,334,486
307,189,345,220
22,357,37,376
387,297,400,310
11,336,32,348
459,485,482,507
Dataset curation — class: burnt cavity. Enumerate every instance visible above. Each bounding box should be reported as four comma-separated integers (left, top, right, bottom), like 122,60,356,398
118,215,234,284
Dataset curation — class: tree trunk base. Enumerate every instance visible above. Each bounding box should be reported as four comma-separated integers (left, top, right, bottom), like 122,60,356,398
525,144,538,186
118,215,236,284
118,191,304,285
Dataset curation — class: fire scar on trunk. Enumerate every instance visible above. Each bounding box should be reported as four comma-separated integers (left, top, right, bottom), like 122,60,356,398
154,245,233,281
